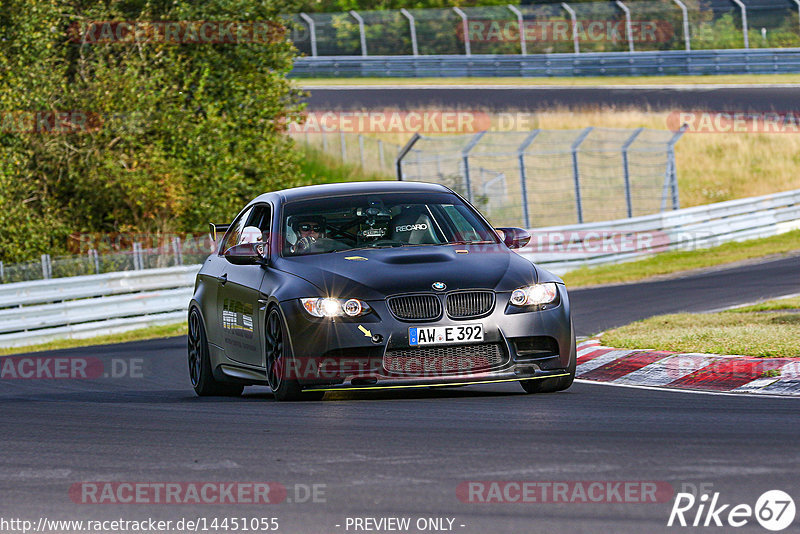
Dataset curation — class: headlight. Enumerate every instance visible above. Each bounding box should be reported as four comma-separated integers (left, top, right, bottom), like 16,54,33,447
509,283,558,307
300,297,371,318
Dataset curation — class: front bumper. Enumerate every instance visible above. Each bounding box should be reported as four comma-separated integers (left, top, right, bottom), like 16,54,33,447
279,285,574,390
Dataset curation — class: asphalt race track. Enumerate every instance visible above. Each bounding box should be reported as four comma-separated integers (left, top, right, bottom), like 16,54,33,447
1,256,799,533
303,85,800,112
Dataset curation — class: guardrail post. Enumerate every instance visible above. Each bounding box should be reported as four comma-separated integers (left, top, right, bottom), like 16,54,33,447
299,13,317,57
615,1,635,53
461,131,486,203
358,135,365,168
672,0,691,51
570,127,593,224
340,132,347,162
730,0,749,49
507,5,526,55
453,7,471,56
400,8,419,56
621,127,644,218
349,11,368,56
395,133,421,180
561,3,580,54
517,129,540,228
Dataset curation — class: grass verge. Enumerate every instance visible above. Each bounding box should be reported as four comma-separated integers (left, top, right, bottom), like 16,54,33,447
297,74,800,86
602,296,800,358
562,229,800,288
296,144,392,185
0,322,186,357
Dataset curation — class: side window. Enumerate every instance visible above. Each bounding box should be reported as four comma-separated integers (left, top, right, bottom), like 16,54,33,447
221,207,254,254
441,205,481,242
221,205,272,254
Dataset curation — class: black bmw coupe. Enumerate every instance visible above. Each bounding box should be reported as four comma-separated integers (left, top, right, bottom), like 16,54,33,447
188,181,575,401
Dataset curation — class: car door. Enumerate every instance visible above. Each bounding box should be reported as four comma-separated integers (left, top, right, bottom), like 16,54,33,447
217,204,271,368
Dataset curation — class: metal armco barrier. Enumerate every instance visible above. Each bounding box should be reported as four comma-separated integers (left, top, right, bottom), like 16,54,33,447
0,266,201,348
521,188,800,274
1,188,798,347
291,48,800,77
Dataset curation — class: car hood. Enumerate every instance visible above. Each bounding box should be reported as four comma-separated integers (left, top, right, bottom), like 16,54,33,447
273,244,542,300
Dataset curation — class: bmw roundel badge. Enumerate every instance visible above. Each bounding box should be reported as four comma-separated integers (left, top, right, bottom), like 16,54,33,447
432,281,446,291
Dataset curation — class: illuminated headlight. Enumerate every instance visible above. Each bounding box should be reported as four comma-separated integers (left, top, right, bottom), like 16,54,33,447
300,298,371,318
509,283,558,307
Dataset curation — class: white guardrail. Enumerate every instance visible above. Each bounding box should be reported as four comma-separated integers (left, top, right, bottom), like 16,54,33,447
1,188,798,348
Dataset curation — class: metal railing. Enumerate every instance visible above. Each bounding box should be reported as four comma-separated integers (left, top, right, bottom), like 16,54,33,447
521,187,800,274
291,47,800,77
0,265,200,348
286,1,800,57
0,237,212,285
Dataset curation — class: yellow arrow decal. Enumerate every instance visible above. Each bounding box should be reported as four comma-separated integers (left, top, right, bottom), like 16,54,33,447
358,325,372,337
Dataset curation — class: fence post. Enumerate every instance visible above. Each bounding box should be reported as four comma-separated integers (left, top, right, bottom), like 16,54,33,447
358,134,365,167
0,260,4,283
615,1,635,53
507,5,526,55
561,3,580,54
173,237,183,266
730,0,749,49
133,243,141,270
517,129,540,228
340,132,347,162
90,249,100,273
621,127,644,218
395,133,421,180
41,254,51,279
400,8,418,56
667,124,687,210
378,139,386,168
795,0,800,34
453,7,471,56
322,131,328,152
349,10,368,56
299,13,317,57
461,131,486,203
570,127,593,224
672,0,691,51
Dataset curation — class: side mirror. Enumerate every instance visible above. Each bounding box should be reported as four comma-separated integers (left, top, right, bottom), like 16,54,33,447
496,227,531,249
223,242,268,265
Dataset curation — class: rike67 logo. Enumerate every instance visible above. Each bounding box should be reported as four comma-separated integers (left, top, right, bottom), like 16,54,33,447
668,489,795,531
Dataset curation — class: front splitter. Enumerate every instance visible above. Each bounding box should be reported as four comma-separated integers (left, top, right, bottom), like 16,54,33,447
302,370,570,392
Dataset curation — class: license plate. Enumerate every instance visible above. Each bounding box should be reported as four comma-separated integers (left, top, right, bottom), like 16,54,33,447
408,324,483,346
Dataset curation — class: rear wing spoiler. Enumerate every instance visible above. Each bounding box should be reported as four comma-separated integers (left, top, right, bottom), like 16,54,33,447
209,223,231,244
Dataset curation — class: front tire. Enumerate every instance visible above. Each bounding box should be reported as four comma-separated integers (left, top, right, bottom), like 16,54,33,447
520,331,576,394
265,307,324,402
188,308,243,397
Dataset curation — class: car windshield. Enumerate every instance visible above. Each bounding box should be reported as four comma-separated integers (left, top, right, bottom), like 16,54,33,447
281,192,499,257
